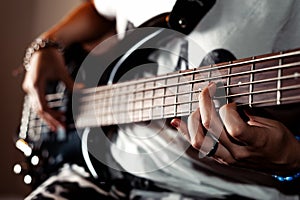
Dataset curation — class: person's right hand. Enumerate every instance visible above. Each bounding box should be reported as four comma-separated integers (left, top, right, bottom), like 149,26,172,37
22,47,74,131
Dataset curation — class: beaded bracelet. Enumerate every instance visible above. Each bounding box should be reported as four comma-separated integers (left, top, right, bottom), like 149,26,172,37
272,172,300,182
23,38,64,71
272,135,300,182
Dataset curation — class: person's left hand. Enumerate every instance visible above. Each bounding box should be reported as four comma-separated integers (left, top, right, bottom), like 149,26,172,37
171,82,300,175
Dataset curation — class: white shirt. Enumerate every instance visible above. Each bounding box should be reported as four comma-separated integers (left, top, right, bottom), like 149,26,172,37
94,0,176,38
92,0,300,199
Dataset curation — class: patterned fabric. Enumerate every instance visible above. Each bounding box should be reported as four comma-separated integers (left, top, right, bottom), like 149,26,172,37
25,165,110,200
26,164,255,200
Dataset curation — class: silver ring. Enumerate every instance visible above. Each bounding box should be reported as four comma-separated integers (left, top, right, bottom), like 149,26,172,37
199,132,219,158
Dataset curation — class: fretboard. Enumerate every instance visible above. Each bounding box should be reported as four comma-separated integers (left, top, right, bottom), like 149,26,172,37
75,49,300,128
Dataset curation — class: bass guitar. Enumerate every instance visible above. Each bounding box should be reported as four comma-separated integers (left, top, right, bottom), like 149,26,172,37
15,12,300,193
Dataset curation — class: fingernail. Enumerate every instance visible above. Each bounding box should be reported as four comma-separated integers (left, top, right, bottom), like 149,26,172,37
208,82,215,88
207,82,216,96
170,119,179,128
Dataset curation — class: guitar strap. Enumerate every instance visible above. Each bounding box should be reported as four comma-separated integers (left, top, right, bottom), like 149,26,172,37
170,0,217,71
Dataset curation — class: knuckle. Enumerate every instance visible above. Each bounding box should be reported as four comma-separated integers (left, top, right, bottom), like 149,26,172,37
191,141,202,150
218,154,237,165
22,82,28,92
225,157,237,165
254,134,267,149
232,149,249,161
199,88,209,100
36,108,45,116
228,125,244,138
37,106,45,114
188,112,201,127
36,104,48,115
23,80,39,92
219,104,229,115
202,119,211,130
188,112,196,122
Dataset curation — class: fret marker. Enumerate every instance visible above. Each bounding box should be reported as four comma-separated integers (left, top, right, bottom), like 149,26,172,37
294,72,300,78
198,87,202,92
238,81,242,86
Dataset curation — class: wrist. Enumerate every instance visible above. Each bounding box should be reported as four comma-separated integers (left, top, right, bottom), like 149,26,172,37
41,30,71,49
23,38,64,71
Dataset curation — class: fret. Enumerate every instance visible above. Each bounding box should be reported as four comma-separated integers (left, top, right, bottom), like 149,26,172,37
277,58,282,105
142,82,150,121
118,86,127,124
280,54,300,105
164,77,176,118
99,89,106,124
226,66,231,104
111,85,118,124
108,86,114,125
98,87,115,124
249,58,255,107
208,64,212,82
152,79,164,118
127,84,135,123
124,86,131,124
108,86,115,124
189,70,195,114
133,84,140,122
140,83,145,121
177,74,193,114
225,79,247,104
162,79,167,119
107,87,113,124
136,83,144,122
174,76,179,116
253,58,279,106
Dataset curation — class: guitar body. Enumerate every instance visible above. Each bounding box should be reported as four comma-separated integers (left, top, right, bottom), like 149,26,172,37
15,11,300,195
76,30,300,196
78,32,300,196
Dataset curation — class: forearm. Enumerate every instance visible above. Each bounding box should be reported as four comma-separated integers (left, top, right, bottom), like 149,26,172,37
41,1,116,48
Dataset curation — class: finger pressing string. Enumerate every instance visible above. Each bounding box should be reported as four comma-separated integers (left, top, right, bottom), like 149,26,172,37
171,118,191,142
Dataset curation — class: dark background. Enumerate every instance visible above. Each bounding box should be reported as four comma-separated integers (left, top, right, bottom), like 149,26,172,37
0,0,81,199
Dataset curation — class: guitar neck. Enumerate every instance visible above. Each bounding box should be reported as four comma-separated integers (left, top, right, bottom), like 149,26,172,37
75,49,300,128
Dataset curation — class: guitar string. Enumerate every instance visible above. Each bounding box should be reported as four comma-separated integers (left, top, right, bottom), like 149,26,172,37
77,72,300,115
25,83,300,128
75,95,300,127
79,92,300,119
79,61,300,103
77,85,300,123
77,96,300,128
80,50,300,95
81,73,300,104
23,49,300,129
26,97,66,131
78,82,300,116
